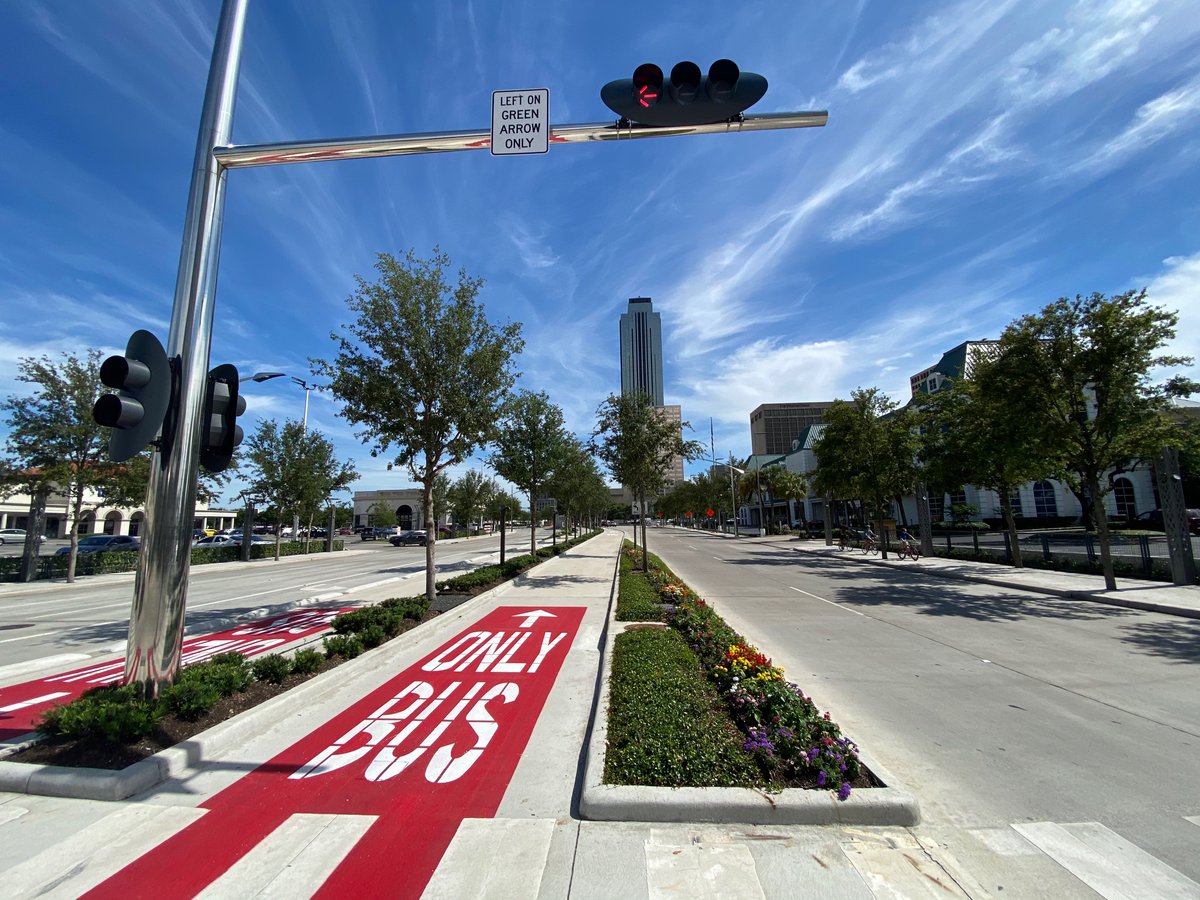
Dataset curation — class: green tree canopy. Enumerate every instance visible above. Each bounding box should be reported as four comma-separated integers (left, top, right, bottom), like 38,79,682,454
490,390,569,554
994,289,1192,588
313,248,523,599
812,388,918,557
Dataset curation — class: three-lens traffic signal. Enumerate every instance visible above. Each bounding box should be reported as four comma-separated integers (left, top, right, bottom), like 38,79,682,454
92,330,174,462
601,59,768,127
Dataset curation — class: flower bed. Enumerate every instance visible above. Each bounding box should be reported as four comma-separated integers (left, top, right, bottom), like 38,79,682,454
618,542,868,800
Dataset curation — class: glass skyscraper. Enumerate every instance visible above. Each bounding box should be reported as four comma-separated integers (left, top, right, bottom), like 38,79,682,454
618,297,664,406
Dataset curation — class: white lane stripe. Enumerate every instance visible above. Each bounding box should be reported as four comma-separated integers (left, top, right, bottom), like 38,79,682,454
0,691,70,713
423,817,556,899
1186,816,1200,828
0,652,88,675
196,813,375,900
645,839,765,899
4,804,205,899
787,585,865,616
1012,821,1200,899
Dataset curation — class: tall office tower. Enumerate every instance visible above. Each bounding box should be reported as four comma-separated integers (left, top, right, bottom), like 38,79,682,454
619,297,664,406
749,402,836,455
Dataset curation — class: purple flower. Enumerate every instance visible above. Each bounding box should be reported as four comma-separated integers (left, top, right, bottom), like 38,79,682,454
816,770,827,787
837,782,852,801
807,747,820,762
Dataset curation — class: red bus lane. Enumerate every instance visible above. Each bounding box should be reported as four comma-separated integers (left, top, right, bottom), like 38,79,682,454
85,605,586,899
0,608,353,739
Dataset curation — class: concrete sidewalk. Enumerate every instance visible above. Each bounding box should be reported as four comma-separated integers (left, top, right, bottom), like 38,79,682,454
2,529,1196,898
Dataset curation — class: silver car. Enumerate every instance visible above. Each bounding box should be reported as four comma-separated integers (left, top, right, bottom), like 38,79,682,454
0,528,42,545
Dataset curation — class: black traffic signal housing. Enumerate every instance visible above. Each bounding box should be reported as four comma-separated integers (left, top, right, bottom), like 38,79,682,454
93,330,174,462
601,59,767,126
200,363,246,473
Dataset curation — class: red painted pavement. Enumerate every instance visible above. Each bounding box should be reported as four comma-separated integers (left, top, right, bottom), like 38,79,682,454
0,608,353,739
84,605,585,899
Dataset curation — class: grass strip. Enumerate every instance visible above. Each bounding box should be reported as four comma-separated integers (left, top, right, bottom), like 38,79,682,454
603,627,760,788
615,552,667,621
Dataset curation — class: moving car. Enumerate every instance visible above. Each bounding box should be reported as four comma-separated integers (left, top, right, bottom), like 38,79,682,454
0,528,41,545
56,535,140,555
193,534,237,548
389,530,427,547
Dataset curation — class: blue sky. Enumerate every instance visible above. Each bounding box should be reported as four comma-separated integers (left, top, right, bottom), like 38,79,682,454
2,0,1199,505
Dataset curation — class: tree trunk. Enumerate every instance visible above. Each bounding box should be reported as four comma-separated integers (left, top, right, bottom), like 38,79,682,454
530,494,540,556
640,495,649,572
1089,476,1116,590
423,479,436,601
874,497,888,559
998,481,1023,568
19,489,48,583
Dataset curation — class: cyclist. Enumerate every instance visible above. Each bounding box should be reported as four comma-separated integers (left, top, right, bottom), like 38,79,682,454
837,525,850,551
861,525,878,553
897,526,916,557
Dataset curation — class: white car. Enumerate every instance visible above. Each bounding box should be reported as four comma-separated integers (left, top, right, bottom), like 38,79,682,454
0,528,42,545
193,534,237,548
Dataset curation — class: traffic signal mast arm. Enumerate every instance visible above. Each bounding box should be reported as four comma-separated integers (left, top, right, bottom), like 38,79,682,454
211,109,826,169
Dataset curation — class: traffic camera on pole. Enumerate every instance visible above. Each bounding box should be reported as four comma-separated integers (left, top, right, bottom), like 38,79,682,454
200,363,246,473
93,330,174,462
601,59,768,127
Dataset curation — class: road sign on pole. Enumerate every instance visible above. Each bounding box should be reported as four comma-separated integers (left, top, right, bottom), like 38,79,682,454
491,89,549,155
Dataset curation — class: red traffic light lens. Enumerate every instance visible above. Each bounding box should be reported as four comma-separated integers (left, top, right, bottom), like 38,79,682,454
633,63,663,108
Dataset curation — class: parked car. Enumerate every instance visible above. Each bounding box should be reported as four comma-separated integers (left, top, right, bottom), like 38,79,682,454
1130,508,1200,534
337,526,355,535
390,530,427,547
0,528,41,545
193,534,237,548
56,534,141,555
232,534,272,546
360,527,394,541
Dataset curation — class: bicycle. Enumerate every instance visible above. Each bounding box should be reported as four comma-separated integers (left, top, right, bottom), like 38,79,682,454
897,540,920,560
861,536,879,555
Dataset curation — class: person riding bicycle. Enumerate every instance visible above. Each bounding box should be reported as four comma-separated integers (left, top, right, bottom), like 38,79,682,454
862,525,877,551
897,526,915,556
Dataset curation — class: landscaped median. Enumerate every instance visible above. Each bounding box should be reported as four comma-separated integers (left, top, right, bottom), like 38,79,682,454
579,543,920,826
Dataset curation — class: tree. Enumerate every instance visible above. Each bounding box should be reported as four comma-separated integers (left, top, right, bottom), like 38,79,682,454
593,392,704,569
0,350,140,581
543,437,608,536
764,466,808,529
314,249,524,600
914,348,1058,568
448,469,495,529
995,290,1192,589
368,502,398,530
490,391,569,554
243,419,357,558
812,388,918,558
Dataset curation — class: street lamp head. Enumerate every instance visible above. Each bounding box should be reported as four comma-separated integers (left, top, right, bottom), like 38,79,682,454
243,371,287,383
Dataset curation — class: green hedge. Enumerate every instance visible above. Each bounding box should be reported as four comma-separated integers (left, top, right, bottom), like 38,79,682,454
615,552,666,622
604,627,760,787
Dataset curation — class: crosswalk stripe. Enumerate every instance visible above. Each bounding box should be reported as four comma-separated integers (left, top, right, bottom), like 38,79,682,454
4,804,205,898
196,812,376,900
1012,821,1200,899
422,818,556,900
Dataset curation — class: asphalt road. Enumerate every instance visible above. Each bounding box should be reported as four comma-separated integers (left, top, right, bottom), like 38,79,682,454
626,526,1200,883
0,530,551,678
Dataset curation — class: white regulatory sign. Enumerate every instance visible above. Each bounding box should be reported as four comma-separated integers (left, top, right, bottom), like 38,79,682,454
491,89,549,156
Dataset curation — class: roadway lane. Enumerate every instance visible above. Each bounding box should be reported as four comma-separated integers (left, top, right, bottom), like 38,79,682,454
0,531,548,677
630,527,1200,884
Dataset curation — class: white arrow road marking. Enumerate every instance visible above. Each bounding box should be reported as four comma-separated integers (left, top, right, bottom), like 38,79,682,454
0,691,70,713
513,610,556,628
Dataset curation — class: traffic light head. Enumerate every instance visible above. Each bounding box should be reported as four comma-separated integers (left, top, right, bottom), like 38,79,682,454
93,330,173,462
601,59,768,126
200,363,246,473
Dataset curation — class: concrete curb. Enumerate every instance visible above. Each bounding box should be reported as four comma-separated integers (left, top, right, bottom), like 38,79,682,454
577,558,921,826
